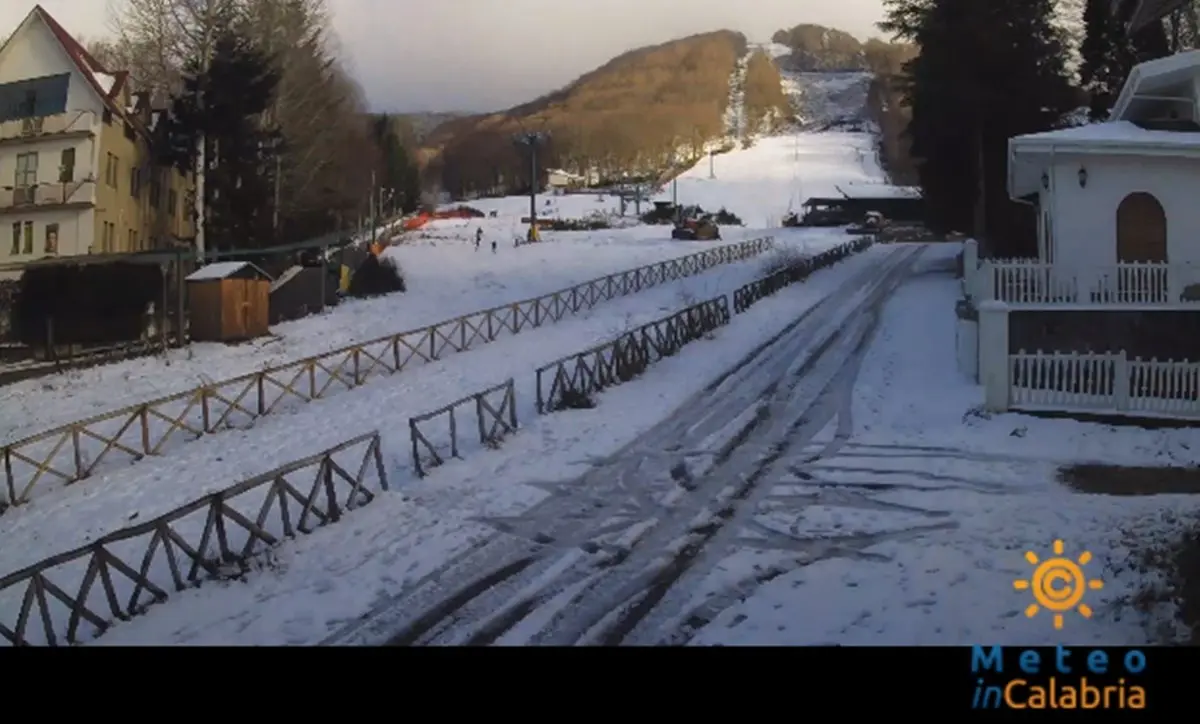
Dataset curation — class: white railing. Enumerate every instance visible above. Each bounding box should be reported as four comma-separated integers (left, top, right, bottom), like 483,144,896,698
960,240,1200,308
970,258,1200,307
0,181,96,210
0,110,98,142
1007,350,1200,418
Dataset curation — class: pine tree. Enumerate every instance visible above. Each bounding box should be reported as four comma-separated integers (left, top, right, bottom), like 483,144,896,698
1082,0,1172,120
157,27,281,250
370,116,422,214
882,0,1075,253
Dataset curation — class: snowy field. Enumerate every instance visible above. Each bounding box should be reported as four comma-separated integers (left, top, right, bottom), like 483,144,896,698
89,243,885,646
684,254,1200,646
0,225,765,444
0,229,849,583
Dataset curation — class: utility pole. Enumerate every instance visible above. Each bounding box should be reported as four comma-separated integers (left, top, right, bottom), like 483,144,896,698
708,151,715,179
370,169,377,247
513,131,549,240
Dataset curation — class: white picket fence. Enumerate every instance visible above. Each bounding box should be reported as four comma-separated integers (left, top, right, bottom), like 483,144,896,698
1008,350,1200,417
960,241,1200,308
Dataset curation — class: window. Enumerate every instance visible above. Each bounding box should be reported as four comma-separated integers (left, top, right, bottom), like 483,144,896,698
44,223,58,254
59,148,75,183
10,223,18,255
105,153,118,187
167,188,177,219
150,177,161,206
14,152,37,188
22,221,33,254
100,221,114,253
130,167,140,197
21,90,36,117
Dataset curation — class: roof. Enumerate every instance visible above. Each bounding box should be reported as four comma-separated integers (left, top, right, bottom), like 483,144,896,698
0,6,140,133
1109,50,1200,121
836,184,922,200
186,261,272,282
1011,120,1200,154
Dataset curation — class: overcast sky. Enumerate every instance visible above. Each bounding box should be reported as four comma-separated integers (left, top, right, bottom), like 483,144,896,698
8,0,888,113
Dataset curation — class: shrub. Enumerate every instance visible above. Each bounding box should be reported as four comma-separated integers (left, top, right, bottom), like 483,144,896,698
759,247,812,277
712,207,743,225
347,254,406,298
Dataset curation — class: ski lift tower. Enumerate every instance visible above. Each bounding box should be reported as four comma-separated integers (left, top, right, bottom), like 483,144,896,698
514,131,550,241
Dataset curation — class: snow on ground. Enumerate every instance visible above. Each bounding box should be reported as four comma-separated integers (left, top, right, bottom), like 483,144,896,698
0,224,764,445
0,230,850,583
88,241,881,645
655,131,883,230
687,246,1200,646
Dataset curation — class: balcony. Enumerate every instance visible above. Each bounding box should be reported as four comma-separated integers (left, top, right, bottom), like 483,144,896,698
968,259,1200,308
0,111,98,146
0,181,96,214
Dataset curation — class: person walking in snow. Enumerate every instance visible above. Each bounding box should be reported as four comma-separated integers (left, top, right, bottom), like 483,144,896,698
475,227,482,250
491,240,497,253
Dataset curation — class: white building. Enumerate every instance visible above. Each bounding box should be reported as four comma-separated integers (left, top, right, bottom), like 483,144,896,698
958,51,1200,420
1004,50,1200,305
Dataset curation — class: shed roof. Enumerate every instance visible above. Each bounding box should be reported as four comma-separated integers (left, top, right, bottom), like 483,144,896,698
185,261,271,282
836,184,922,200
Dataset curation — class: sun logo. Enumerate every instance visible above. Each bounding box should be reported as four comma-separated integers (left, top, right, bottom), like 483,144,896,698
1013,539,1104,630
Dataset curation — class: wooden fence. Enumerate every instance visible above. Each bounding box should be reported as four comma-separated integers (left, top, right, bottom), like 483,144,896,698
0,237,773,510
733,237,872,313
535,296,731,413
409,379,518,477
0,431,386,646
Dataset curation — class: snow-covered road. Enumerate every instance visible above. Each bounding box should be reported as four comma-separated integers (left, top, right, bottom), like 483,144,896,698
324,244,924,646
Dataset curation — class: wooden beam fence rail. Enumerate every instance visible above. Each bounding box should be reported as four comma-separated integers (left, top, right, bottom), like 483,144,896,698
0,431,387,646
732,238,873,314
0,237,772,510
408,378,518,478
535,296,731,414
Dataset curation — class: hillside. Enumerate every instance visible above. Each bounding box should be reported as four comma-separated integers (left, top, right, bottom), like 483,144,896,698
771,23,918,185
422,31,758,198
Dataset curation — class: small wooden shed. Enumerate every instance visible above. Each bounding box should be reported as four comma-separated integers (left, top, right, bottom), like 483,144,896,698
185,261,272,343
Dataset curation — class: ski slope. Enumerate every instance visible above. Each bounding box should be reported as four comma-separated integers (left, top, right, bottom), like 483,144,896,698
658,131,883,228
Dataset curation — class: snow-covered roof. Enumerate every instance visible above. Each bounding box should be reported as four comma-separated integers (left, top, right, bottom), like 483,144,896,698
837,183,921,200
186,261,271,281
1011,120,1200,152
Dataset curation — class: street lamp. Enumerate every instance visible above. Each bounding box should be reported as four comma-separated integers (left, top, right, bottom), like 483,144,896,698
513,131,550,241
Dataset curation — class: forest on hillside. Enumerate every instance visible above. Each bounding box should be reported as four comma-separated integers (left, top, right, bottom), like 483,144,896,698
742,50,794,136
423,31,773,198
83,0,421,250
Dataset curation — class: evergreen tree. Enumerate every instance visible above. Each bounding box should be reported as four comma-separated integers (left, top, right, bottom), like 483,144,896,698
370,116,422,214
881,0,1075,253
157,27,282,251
1082,0,1172,120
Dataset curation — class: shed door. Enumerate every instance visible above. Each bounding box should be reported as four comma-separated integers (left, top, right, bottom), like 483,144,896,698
1116,192,1167,262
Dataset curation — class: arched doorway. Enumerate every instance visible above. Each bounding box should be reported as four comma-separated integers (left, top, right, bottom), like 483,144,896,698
1115,191,1168,303
1116,191,1167,262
